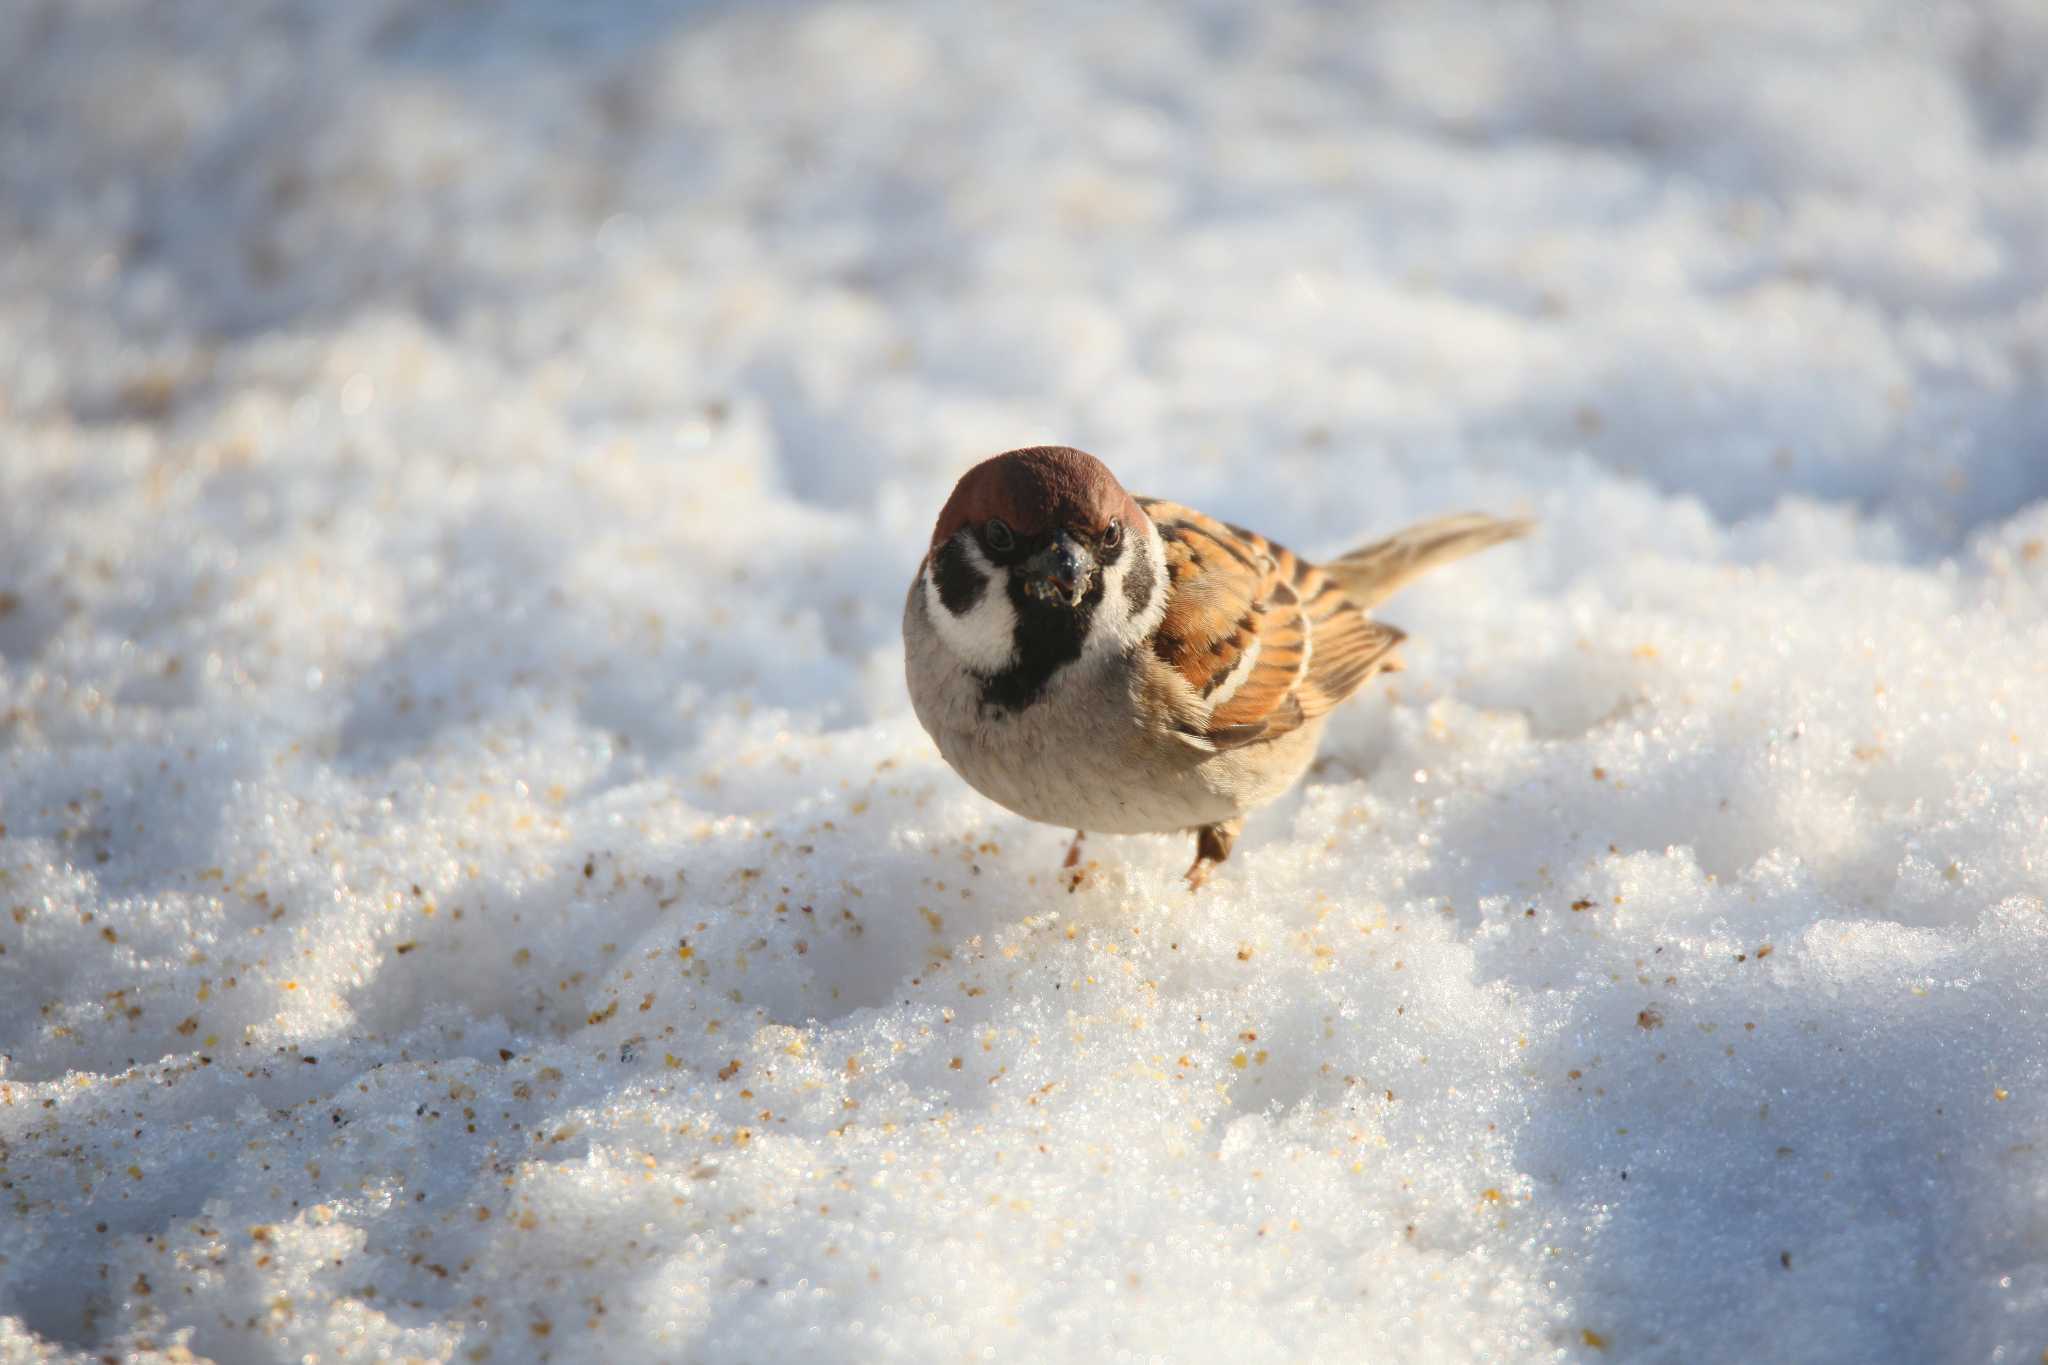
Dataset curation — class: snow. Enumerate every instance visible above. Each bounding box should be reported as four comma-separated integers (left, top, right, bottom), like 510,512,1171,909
3,1,2047,1360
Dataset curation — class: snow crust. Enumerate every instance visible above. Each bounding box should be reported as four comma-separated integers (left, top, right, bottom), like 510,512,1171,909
3,2,2047,1360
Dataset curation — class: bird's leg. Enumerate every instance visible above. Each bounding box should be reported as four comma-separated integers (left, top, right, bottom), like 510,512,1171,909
1063,830,1088,892
1183,820,1242,890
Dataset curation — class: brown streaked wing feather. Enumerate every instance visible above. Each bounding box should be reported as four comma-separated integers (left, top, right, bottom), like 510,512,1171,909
1140,499,1405,751
1292,554,1404,711
1207,573,1308,730
1137,501,1304,749
1298,598,1404,716
1141,499,1276,698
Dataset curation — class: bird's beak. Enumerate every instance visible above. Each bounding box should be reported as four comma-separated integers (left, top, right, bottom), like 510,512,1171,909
1021,531,1095,608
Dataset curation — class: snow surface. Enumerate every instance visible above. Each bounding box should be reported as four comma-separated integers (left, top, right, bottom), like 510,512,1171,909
4,1,2048,1361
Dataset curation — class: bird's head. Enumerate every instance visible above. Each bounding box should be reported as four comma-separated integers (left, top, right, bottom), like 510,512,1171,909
920,447,1167,683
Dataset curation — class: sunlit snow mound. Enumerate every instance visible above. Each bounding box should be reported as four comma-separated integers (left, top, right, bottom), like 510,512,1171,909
3,1,2048,1361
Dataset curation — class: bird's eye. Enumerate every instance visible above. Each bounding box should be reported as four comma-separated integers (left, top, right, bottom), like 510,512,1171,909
984,518,1015,553
1102,518,1123,550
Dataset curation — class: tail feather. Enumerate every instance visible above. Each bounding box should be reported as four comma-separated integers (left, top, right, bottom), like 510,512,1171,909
1324,513,1533,610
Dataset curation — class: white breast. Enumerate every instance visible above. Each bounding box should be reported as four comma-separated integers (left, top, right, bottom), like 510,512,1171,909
904,571,1271,836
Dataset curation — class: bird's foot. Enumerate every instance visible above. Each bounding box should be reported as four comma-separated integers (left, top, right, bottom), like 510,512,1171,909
1183,820,1241,892
1063,830,1090,892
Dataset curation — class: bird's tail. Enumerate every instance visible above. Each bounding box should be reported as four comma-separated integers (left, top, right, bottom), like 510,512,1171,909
1323,513,1533,610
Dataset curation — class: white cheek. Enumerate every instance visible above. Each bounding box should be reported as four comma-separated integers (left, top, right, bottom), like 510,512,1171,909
924,546,1019,675
1085,521,1168,653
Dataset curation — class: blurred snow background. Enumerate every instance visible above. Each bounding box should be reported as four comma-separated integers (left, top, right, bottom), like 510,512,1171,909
3,1,2048,1360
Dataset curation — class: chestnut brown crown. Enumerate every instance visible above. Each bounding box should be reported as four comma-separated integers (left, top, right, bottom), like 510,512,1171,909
930,447,1143,552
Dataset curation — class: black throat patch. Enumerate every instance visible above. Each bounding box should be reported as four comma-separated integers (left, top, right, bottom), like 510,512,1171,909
979,563,1108,714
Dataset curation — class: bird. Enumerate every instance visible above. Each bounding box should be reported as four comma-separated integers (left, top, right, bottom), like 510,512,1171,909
903,446,1530,888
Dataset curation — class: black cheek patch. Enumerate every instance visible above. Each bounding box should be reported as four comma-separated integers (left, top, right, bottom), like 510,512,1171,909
932,538,987,615
1120,538,1156,619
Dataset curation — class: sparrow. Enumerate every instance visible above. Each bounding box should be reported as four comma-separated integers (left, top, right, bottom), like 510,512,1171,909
903,447,1530,888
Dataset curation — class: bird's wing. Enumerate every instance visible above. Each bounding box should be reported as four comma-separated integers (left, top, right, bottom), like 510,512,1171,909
1137,498,1404,752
